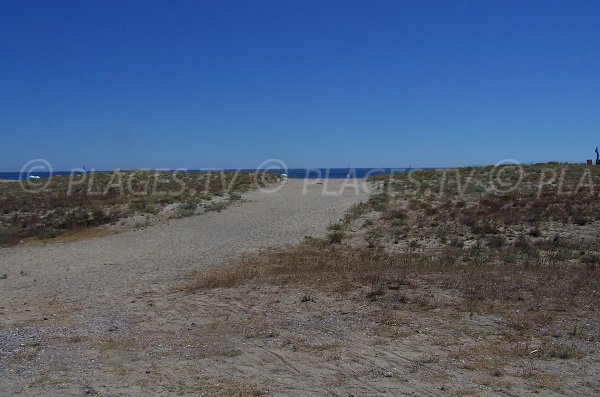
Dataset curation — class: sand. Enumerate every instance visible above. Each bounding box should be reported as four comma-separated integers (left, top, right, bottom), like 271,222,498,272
0,179,370,396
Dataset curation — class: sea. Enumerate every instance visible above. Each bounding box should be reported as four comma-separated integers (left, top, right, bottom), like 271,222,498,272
0,168,419,181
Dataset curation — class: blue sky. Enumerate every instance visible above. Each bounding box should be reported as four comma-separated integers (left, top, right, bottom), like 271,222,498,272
1,0,599,170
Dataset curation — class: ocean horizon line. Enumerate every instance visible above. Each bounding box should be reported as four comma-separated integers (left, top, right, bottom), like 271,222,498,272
0,167,441,181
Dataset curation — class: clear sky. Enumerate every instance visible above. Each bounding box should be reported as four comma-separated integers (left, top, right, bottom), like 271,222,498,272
1,0,599,171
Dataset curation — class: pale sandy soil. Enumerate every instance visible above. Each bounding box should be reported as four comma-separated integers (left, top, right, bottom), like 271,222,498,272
0,179,371,396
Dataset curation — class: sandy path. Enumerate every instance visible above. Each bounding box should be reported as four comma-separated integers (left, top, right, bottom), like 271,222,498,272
1,179,371,396
0,180,368,323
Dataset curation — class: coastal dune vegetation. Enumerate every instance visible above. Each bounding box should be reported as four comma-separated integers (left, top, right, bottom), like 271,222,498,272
182,163,600,394
0,170,280,247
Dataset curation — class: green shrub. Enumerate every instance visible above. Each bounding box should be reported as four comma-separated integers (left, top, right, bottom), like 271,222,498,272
205,202,227,213
327,222,343,231
328,230,344,244
177,201,198,218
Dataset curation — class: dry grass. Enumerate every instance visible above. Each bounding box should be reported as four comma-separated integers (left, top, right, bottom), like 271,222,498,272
28,226,115,246
167,378,266,397
183,164,600,394
0,171,280,246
